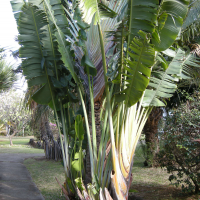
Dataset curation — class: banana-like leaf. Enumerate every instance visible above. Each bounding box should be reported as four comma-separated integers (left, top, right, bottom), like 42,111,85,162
81,54,97,76
153,0,189,51
107,20,129,83
162,47,200,78
142,48,186,107
29,0,71,35
182,0,200,30
43,0,77,82
180,53,200,78
75,115,84,141
17,4,54,104
181,0,200,43
128,0,159,42
32,84,52,104
10,0,25,23
115,31,155,107
77,1,126,101
79,0,117,25
28,0,74,97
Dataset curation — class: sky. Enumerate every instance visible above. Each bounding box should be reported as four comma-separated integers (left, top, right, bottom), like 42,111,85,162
0,0,19,52
0,0,27,92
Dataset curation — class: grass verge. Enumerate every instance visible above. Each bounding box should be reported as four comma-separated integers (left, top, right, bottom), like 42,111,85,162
24,157,66,200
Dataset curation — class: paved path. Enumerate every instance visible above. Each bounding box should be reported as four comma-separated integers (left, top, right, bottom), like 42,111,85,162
0,153,45,200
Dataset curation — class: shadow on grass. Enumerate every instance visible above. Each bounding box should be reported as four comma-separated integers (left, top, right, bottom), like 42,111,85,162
131,157,200,200
130,182,200,200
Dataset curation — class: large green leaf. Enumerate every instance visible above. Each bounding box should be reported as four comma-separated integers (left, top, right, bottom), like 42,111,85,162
75,115,84,141
128,0,159,42
180,1,200,43
81,54,97,76
29,0,70,35
153,0,189,51
43,0,77,81
180,53,200,79
115,31,155,107
79,0,117,25
10,0,25,23
32,84,52,104
142,48,186,107
182,0,200,30
17,4,47,81
16,3,55,105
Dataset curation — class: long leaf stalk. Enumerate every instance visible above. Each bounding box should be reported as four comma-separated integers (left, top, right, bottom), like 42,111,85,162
115,21,125,149
99,92,117,185
87,68,97,169
67,104,71,129
97,103,109,180
102,152,112,188
130,107,153,163
97,22,117,174
97,21,127,199
78,87,95,182
97,83,114,178
60,103,70,173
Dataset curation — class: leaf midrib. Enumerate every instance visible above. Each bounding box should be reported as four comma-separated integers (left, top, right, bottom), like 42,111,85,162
125,38,147,107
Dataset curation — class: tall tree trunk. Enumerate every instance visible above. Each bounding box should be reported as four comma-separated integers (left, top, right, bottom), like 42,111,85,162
143,107,163,167
22,126,24,137
9,130,17,146
9,135,13,146
85,100,102,185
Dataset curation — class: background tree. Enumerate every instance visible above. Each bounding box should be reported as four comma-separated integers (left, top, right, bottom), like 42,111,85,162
157,90,200,194
0,90,32,145
0,58,17,92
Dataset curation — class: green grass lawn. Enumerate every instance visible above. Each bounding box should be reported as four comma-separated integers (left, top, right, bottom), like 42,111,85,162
0,136,31,145
0,136,44,154
132,144,170,186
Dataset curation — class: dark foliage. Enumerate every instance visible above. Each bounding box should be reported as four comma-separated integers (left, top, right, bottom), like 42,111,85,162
157,91,200,193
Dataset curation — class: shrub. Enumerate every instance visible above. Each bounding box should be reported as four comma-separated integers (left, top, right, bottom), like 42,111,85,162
157,91,200,193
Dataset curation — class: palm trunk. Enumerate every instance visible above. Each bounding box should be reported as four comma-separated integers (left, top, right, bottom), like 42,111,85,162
143,107,163,167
